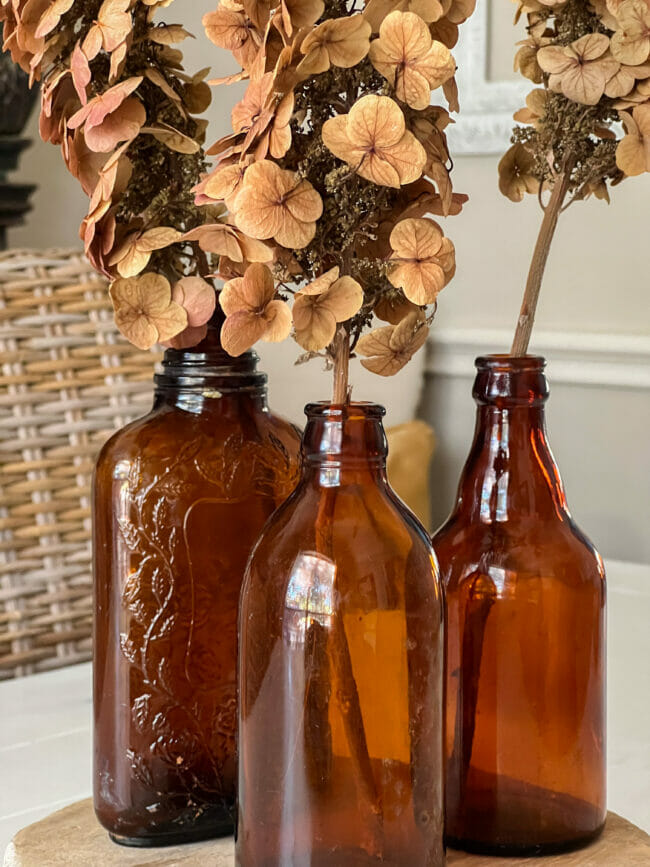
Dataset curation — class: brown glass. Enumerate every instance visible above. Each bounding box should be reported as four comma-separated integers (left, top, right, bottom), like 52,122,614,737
432,355,606,856
93,326,301,846
236,403,445,867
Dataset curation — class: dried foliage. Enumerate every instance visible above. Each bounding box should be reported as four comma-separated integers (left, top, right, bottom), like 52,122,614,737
200,0,476,376
503,0,650,357
0,0,216,348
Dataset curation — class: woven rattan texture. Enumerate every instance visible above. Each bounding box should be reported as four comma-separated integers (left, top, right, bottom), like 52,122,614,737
0,249,160,679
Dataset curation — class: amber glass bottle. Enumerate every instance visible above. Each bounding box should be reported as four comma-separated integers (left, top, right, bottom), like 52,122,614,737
237,402,445,867
93,323,301,846
433,355,606,856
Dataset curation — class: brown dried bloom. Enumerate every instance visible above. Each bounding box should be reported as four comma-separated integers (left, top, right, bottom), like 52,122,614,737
220,263,292,356
498,142,539,201
322,95,427,187
388,218,455,304
611,0,650,65
616,104,650,172
109,227,183,278
1,0,218,350
164,277,217,349
356,312,429,376
503,0,650,358
369,11,455,110
537,33,619,105
293,269,364,350
299,15,371,75
198,0,475,378
110,273,188,350
232,160,323,248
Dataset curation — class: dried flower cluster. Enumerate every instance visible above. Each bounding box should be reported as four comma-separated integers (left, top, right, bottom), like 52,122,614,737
198,0,475,378
502,0,650,357
501,0,650,206
0,0,218,349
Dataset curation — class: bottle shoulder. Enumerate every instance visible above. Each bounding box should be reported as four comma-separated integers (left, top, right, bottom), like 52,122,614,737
433,513,605,591
248,480,439,585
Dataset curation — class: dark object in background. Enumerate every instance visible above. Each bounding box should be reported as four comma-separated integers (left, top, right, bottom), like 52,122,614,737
0,34,38,249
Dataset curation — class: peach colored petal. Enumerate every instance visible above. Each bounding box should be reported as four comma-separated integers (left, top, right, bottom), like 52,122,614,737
221,310,271,356
172,277,216,327
84,97,146,152
262,298,292,342
163,323,209,350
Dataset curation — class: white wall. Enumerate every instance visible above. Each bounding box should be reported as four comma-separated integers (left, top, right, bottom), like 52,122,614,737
7,0,650,560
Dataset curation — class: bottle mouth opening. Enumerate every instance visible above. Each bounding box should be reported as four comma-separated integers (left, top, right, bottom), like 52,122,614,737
304,401,386,421
475,354,546,373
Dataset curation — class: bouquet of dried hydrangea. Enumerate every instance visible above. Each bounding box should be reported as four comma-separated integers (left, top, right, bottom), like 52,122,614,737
0,0,219,349
194,0,475,401
501,0,650,355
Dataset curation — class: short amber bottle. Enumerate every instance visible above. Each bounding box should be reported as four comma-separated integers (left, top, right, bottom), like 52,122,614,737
237,402,445,866
93,325,301,846
432,356,606,856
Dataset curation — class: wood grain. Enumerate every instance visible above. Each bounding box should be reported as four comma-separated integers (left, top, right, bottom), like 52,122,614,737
4,799,649,866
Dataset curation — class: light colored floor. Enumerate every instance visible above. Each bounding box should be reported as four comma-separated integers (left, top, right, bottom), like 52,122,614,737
1,560,649,857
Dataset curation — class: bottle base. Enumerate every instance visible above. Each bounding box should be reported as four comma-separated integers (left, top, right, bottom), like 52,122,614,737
447,821,605,857
109,820,234,848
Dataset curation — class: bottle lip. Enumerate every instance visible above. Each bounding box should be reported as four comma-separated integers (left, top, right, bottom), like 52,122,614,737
154,347,267,394
475,353,546,373
304,401,386,421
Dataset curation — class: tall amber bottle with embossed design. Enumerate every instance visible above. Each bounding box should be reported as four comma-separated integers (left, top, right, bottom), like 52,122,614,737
93,320,301,847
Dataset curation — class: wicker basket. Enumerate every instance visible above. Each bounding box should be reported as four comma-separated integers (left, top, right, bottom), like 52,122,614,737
0,248,160,679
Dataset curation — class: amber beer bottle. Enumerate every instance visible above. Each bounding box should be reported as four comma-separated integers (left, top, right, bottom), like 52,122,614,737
433,355,606,855
93,323,300,845
237,403,445,866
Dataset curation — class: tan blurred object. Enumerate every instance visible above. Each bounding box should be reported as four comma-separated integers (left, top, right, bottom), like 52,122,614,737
386,420,436,531
0,249,159,680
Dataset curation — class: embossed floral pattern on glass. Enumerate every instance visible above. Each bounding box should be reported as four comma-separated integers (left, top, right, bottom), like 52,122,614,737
93,335,300,846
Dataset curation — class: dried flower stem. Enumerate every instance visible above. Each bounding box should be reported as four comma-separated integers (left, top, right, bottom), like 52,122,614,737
332,327,351,404
314,483,383,859
511,161,574,356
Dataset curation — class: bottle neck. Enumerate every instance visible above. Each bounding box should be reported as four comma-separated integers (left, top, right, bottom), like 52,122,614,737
300,403,389,489
153,320,268,413
454,356,568,523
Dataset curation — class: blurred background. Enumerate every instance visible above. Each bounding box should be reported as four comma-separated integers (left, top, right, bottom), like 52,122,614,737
7,0,649,563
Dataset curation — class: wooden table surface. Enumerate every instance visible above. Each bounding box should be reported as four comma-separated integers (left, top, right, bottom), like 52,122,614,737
1,559,649,862
3,799,650,866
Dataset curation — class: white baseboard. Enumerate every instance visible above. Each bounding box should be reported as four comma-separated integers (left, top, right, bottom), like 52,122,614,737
426,329,650,389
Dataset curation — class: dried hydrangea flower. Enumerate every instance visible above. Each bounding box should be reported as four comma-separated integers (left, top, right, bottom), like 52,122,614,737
220,263,292,356
498,143,539,202
197,0,475,377
299,15,371,75
388,218,455,304
369,11,455,110
110,273,188,350
502,0,650,357
232,160,323,248
293,269,364,351
322,95,427,188
616,104,650,173
109,227,183,278
611,0,650,65
537,34,619,106
356,312,429,376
